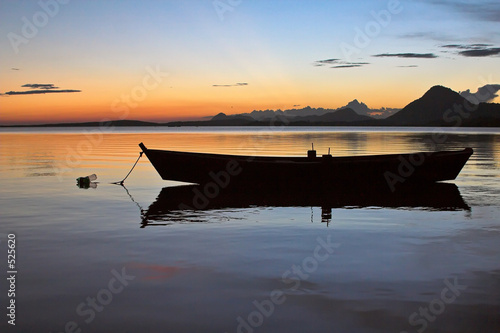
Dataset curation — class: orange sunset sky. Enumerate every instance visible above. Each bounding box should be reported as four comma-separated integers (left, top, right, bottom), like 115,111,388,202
1,0,499,125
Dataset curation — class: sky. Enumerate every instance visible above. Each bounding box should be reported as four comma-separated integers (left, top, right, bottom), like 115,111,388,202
0,0,499,125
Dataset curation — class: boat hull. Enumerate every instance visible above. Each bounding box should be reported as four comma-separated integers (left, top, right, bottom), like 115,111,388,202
139,143,473,191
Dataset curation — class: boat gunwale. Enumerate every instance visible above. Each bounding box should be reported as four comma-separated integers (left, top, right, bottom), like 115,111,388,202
141,146,473,163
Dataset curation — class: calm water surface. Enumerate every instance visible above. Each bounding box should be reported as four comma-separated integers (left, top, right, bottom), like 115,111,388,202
0,127,499,332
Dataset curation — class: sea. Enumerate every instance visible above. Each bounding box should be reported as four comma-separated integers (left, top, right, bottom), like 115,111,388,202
0,126,499,333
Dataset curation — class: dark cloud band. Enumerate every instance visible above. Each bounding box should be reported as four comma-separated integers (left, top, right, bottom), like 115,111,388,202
1,83,81,96
314,59,369,68
440,44,500,57
22,83,59,90
373,53,438,58
213,82,248,87
3,89,81,95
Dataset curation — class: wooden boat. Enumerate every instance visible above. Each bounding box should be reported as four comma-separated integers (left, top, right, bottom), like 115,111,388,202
139,143,473,191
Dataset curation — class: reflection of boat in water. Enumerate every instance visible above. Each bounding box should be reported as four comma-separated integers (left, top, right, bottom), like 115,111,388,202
139,143,473,190
140,183,470,228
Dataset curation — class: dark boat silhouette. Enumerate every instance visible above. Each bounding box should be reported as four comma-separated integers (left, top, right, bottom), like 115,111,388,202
140,182,470,227
139,143,473,191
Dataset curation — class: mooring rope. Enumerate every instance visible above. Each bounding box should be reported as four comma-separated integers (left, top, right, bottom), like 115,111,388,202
111,151,143,185
121,183,144,213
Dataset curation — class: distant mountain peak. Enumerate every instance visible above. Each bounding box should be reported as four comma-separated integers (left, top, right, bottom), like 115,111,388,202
210,112,255,122
211,112,227,120
421,85,464,103
345,99,370,114
386,85,469,125
423,85,457,97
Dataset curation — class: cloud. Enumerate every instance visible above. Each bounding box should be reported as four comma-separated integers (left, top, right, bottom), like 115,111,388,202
441,43,492,50
213,82,248,87
399,31,461,43
22,83,59,89
460,84,500,103
372,53,438,59
419,0,500,22
399,32,499,56
397,65,419,68
332,62,370,68
2,89,81,95
1,83,81,96
441,44,500,57
313,58,369,68
459,48,500,57
331,64,363,68
11,68,20,71
313,58,340,66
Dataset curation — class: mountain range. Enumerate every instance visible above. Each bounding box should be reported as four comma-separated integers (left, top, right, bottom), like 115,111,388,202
204,86,500,127
383,85,500,126
4,85,499,127
229,99,399,120
198,85,499,127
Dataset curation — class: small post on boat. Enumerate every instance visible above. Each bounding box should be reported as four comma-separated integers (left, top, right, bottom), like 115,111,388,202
322,147,332,159
308,143,316,158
